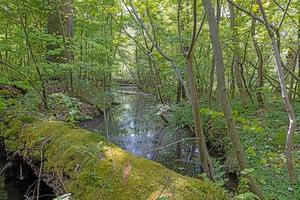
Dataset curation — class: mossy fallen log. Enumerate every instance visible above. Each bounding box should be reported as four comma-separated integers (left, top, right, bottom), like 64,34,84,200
0,116,228,200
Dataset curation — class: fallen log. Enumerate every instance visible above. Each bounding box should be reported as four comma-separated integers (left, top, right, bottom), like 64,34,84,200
0,115,228,200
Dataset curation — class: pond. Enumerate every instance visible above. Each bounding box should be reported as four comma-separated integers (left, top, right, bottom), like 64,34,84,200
80,86,201,176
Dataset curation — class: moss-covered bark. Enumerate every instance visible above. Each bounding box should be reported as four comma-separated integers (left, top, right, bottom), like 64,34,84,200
0,116,228,200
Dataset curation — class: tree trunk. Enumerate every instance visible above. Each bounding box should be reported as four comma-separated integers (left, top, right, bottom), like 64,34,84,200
297,16,300,97
208,56,215,106
47,0,74,95
251,19,264,108
207,1,221,106
256,0,297,183
186,53,214,180
47,0,74,63
19,15,48,111
228,2,248,106
203,0,264,198
287,50,296,101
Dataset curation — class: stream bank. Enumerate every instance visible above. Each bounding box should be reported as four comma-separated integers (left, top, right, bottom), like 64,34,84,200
0,114,228,200
80,86,202,177
80,86,239,192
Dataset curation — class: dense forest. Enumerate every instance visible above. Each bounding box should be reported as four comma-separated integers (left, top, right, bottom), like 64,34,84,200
0,0,299,199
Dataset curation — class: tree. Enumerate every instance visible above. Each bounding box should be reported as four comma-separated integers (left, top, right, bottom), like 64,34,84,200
256,0,297,183
251,19,264,108
180,0,214,180
47,0,74,63
47,0,74,94
203,0,264,198
228,2,248,106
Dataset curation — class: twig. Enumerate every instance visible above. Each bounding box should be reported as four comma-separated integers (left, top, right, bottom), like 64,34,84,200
36,137,51,200
0,60,35,87
227,0,272,27
145,137,200,153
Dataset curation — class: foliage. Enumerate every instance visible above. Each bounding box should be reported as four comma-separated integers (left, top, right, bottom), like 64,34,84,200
0,0,300,199
49,93,92,122
0,98,6,113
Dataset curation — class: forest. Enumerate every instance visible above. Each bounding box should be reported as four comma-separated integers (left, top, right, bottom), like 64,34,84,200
0,0,299,199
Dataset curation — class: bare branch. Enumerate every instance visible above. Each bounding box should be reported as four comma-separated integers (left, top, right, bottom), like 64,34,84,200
227,0,275,29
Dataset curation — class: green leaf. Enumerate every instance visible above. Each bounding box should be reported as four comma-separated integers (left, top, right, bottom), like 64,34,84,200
241,168,255,175
157,197,169,200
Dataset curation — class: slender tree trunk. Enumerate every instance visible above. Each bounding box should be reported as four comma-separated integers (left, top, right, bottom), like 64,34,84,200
251,19,264,108
203,0,264,198
141,29,164,104
186,53,214,180
297,16,300,97
178,0,214,180
288,50,296,101
228,2,248,106
207,0,221,106
208,56,215,106
176,80,182,104
20,15,48,110
230,55,236,98
256,0,297,183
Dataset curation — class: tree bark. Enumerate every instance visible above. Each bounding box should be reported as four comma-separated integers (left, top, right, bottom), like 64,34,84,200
47,0,74,63
208,56,215,106
256,0,297,183
186,53,214,180
47,0,74,95
228,2,248,106
182,0,214,180
208,0,221,106
251,19,264,108
203,0,264,198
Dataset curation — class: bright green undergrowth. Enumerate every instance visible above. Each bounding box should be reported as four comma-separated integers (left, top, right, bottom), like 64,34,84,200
169,100,300,199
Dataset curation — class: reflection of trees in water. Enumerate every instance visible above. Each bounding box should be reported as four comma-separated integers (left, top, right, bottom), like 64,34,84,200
84,88,201,176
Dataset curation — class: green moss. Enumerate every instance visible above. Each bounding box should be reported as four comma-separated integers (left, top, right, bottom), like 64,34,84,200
0,89,13,97
20,115,36,123
0,122,5,132
1,119,228,200
4,119,23,138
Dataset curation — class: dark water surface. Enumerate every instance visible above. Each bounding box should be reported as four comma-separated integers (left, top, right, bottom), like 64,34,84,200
0,157,54,200
80,86,201,176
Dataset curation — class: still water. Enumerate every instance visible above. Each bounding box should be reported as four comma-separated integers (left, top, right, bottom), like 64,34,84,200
0,158,54,200
80,86,201,176
0,86,201,199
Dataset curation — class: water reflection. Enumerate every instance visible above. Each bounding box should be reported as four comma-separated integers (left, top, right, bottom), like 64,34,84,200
81,86,201,176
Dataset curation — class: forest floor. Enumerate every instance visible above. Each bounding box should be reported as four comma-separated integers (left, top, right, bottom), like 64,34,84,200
0,82,299,199
0,84,229,200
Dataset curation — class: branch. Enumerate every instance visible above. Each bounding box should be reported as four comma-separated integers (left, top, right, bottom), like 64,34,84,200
0,60,35,87
273,0,298,26
177,0,184,52
124,0,192,101
145,137,200,153
278,0,292,28
187,0,198,56
97,0,149,56
227,0,275,29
